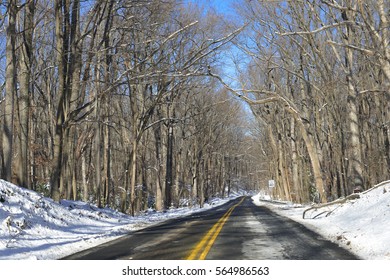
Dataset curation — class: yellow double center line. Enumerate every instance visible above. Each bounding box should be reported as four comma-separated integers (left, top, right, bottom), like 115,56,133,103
186,197,246,260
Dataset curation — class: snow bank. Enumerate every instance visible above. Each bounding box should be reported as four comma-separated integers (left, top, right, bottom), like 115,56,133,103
252,181,390,260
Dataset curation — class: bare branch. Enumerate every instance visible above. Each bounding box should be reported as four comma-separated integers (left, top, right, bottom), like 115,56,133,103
161,20,199,45
277,21,355,36
209,72,279,105
326,40,375,56
320,0,349,11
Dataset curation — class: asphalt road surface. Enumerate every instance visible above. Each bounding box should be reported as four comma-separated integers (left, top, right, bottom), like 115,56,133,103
63,196,358,260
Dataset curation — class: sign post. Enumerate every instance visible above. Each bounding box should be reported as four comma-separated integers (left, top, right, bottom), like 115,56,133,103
268,180,275,200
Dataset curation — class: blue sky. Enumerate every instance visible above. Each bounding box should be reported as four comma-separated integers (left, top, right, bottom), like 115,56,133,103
186,0,236,15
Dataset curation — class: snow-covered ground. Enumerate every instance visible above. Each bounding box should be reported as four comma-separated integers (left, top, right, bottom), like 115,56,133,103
1,178,389,260
252,180,390,260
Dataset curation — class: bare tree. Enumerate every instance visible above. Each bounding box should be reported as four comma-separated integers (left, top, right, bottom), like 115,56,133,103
2,0,17,182
16,0,35,189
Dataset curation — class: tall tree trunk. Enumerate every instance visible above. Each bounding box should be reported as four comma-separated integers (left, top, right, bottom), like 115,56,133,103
66,0,81,200
94,43,103,207
50,0,67,201
343,7,364,192
190,146,199,206
298,118,327,203
199,158,205,208
103,120,111,206
102,0,115,207
174,148,181,207
165,123,174,209
346,75,364,192
95,112,102,207
2,0,17,182
290,119,300,202
277,129,291,201
154,122,164,211
220,156,226,198
375,0,390,177
81,152,88,201
129,140,137,215
17,0,35,189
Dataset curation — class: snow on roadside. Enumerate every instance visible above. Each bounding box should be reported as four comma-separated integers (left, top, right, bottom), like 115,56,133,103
0,179,239,260
3,175,389,261
252,181,390,260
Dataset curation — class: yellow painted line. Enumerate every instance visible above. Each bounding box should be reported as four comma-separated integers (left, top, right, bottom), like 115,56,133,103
186,197,246,260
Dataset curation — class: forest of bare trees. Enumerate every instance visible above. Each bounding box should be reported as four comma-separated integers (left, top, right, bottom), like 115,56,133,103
228,0,390,203
0,0,389,213
0,0,258,215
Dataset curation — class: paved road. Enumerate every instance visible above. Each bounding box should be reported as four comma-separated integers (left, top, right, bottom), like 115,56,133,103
63,197,358,260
